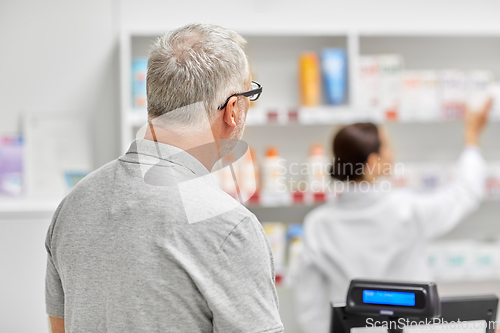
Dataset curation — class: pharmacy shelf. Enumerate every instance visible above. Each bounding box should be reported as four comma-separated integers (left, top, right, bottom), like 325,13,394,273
245,191,337,208
120,31,500,241
121,31,500,151
126,106,500,129
126,107,380,128
244,193,500,208
2,195,496,216
127,108,147,127
0,198,61,221
245,107,500,126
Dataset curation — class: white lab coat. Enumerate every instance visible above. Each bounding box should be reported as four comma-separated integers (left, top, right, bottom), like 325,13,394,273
291,147,487,333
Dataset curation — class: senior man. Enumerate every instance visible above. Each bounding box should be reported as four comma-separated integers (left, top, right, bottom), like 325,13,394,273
45,23,283,333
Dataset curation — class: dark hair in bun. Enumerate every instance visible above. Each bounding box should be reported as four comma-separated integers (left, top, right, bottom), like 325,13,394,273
330,123,381,181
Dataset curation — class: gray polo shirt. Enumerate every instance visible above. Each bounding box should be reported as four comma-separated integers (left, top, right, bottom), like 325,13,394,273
45,139,283,333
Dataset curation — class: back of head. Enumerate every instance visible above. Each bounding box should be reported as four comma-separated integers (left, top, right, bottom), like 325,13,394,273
331,123,381,181
147,23,249,128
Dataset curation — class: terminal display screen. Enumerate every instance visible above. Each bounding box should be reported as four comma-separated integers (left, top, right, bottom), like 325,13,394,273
362,290,416,307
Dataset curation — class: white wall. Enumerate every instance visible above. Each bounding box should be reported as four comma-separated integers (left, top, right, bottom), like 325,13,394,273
119,0,500,34
0,0,119,169
0,217,53,332
0,1,118,331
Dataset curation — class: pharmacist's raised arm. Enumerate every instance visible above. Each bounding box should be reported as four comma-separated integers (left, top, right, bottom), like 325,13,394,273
413,98,492,239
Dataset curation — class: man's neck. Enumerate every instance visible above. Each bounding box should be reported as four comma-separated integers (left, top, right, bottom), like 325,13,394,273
144,124,220,171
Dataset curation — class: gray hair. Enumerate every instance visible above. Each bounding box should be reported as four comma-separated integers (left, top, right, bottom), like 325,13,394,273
146,23,249,126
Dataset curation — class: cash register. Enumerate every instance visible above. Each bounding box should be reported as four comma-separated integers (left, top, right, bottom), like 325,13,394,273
331,279,498,333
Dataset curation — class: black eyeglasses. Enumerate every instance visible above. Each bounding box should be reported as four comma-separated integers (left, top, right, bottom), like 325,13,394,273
217,81,262,110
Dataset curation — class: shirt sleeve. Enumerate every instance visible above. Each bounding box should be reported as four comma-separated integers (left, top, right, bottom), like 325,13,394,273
204,215,284,333
413,147,487,239
45,198,66,318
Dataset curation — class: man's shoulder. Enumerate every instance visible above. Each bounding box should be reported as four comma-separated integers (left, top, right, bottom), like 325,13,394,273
154,203,259,258
71,159,119,191
185,202,257,239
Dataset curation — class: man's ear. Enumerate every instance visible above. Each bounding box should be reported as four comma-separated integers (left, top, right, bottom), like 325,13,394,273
223,96,239,128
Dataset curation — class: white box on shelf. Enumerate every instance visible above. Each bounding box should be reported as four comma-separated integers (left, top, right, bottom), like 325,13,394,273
297,107,321,124
391,162,419,189
357,56,380,109
260,191,292,207
419,71,441,118
417,163,449,191
128,109,148,127
285,223,304,286
490,82,500,121
400,71,440,122
466,70,493,112
468,241,500,281
426,243,441,279
429,240,475,282
23,113,92,199
378,54,404,115
400,71,422,121
245,107,266,126
440,70,467,119
262,222,287,271
486,162,500,200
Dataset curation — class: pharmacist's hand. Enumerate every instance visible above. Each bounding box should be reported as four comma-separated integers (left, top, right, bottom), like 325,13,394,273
465,97,493,146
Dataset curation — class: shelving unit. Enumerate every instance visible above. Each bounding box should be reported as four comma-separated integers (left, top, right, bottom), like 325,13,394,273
120,31,500,143
119,31,500,312
0,198,59,214
120,29,500,208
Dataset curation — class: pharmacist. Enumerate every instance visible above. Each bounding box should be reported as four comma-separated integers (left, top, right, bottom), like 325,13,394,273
292,99,492,333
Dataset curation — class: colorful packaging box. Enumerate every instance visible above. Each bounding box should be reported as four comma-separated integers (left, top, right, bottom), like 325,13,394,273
262,222,287,284
400,71,440,120
440,70,466,119
286,224,304,285
378,54,404,119
357,56,380,109
467,70,493,112
0,135,23,196
132,58,148,109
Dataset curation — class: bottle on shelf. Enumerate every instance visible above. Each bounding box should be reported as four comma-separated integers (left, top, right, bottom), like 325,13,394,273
440,70,466,119
307,143,329,193
262,222,287,286
217,154,238,199
299,52,321,107
237,147,260,203
262,146,284,193
321,48,347,105
260,146,290,206
286,224,304,286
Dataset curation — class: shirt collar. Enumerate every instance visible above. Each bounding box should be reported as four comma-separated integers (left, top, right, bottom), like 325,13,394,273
124,139,210,177
336,181,387,207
